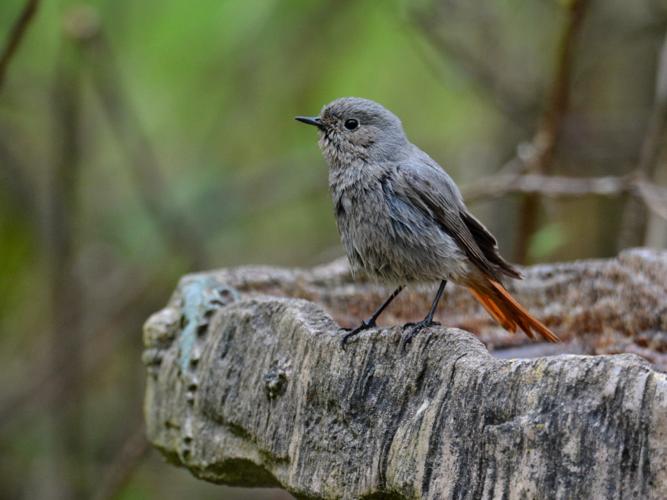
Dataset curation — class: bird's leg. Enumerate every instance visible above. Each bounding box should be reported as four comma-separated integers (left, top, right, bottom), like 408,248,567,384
402,280,447,348
341,286,404,348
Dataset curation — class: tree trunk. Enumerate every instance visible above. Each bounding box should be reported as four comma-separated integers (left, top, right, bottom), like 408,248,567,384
143,249,667,499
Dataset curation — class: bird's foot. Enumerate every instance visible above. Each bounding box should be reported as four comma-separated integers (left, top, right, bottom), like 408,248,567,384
340,319,376,349
401,318,439,351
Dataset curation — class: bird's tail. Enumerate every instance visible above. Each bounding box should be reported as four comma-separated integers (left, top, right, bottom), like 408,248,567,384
467,279,560,343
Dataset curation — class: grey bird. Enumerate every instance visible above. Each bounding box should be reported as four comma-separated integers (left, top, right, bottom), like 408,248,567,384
296,97,559,347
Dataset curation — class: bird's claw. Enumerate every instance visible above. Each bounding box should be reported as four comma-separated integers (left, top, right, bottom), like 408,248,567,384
403,320,440,329
401,319,438,351
340,319,376,350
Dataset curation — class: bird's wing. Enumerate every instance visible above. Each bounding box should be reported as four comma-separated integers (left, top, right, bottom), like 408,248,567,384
393,158,521,280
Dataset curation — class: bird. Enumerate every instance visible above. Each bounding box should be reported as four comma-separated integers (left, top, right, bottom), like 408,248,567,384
295,97,559,347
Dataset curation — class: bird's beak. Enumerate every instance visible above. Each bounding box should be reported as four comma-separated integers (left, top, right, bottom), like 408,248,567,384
295,115,324,130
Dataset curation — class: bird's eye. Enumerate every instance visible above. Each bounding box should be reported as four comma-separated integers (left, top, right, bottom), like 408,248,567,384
344,118,359,130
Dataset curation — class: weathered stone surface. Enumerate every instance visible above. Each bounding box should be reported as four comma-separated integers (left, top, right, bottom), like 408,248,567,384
143,249,667,499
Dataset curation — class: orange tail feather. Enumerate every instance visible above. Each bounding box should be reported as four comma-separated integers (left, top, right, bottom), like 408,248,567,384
468,280,560,343
467,287,516,333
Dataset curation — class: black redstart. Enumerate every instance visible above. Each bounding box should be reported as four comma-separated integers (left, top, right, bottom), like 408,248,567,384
296,97,559,347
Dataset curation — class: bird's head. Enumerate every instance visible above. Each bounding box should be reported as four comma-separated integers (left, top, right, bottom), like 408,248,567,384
296,97,409,167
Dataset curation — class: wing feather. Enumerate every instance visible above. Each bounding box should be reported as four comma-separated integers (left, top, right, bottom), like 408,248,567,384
394,159,520,280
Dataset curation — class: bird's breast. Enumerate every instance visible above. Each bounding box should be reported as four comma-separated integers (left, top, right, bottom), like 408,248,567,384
330,176,469,283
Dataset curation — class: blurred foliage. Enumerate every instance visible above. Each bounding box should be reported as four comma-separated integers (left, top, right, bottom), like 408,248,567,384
1,0,666,498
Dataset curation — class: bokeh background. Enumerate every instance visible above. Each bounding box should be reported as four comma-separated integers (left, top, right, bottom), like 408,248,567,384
2,0,667,498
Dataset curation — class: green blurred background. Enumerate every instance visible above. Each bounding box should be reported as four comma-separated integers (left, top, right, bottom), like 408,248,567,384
1,0,666,498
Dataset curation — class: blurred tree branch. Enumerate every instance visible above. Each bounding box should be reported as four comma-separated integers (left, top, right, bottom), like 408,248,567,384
47,37,85,499
619,30,667,248
514,0,590,262
463,171,667,220
0,0,40,91
63,7,208,269
410,4,536,125
0,274,155,430
92,425,151,500
0,135,39,228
